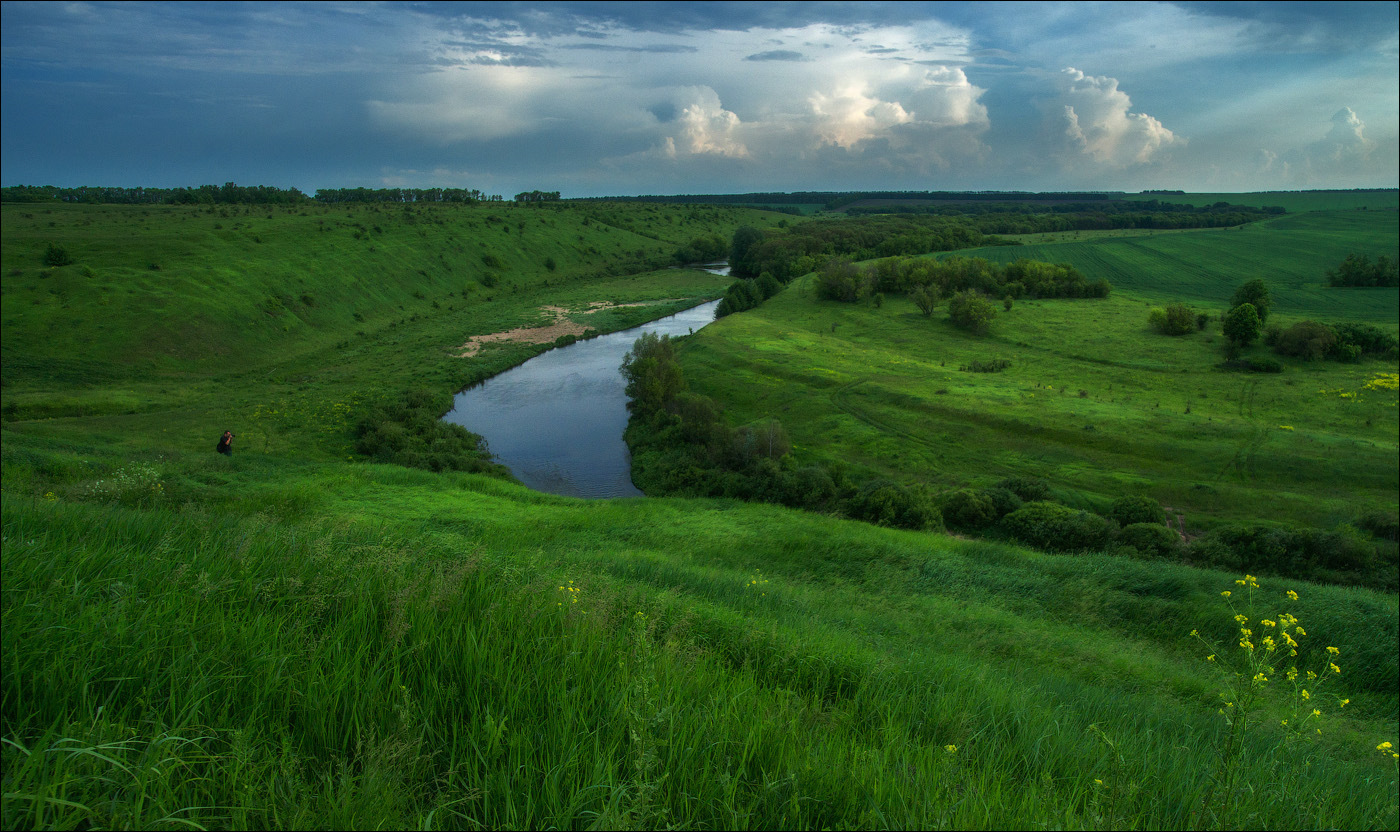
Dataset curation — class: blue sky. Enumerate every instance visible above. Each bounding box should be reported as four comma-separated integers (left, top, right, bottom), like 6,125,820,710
2,1,1396,196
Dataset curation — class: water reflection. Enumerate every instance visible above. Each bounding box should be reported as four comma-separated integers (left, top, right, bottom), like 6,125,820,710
443,299,723,499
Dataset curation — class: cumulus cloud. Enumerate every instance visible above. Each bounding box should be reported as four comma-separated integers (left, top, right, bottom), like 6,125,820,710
672,87,748,157
809,86,912,149
1257,107,1386,186
1048,68,1182,168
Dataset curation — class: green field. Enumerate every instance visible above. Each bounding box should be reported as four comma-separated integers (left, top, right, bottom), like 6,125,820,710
679,209,1399,534
1126,190,1398,212
3,198,1397,829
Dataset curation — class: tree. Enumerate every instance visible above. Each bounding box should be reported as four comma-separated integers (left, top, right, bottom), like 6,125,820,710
909,284,940,316
729,226,765,277
1223,302,1261,347
947,290,997,334
621,332,686,413
1230,279,1271,323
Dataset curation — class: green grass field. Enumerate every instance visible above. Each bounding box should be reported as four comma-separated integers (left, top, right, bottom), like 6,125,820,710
679,209,1399,534
3,198,1397,829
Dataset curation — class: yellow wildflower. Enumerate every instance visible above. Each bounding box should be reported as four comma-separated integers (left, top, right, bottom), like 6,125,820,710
1286,590,1299,601
945,745,957,754
1326,646,1339,655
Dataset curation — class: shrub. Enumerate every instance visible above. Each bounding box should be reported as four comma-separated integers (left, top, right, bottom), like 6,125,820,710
947,290,997,334
1187,524,1379,582
1119,523,1181,559
1272,321,1337,360
1356,510,1399,542
981,487,1023,520
960,358,1011,373
845,480,941,530
481,253,504,269
1246,358,1283,373
940,489,998,531
355,389,508,477
995,476,1050,503
43,242,73,267
1000,501,1114,552
1107,495,1166,527
1149,302,1196,335
1326,253,1399,288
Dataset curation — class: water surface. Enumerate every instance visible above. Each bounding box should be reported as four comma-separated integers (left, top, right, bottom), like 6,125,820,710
443,298,722,498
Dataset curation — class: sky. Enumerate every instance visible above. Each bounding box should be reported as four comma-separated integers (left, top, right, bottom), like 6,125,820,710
2,1,1397,197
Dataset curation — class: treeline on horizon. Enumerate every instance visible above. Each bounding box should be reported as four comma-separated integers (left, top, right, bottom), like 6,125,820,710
0,183,507,205
846,199,1283,232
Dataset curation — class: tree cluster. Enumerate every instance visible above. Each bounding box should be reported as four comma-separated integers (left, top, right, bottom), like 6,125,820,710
1326,254,1399,288
815,255,1109,305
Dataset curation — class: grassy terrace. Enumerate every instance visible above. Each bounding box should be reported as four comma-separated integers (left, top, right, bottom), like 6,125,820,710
2,197,1397,829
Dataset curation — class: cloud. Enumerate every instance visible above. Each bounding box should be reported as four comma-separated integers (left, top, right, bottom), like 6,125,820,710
1048,68,1182,167
744,50,807,62
1308,107,1375,163
673,87,748,157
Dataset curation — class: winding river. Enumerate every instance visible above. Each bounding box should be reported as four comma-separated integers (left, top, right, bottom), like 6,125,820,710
442,294,723,499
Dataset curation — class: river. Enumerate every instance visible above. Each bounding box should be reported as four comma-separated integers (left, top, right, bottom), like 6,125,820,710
442,291,724,499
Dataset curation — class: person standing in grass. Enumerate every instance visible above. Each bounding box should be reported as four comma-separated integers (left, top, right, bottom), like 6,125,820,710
216,431,234,456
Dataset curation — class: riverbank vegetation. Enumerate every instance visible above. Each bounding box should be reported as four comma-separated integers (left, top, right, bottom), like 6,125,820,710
3,192,1397,829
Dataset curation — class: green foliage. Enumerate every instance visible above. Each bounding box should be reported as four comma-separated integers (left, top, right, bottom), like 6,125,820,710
1327,253,1399,288
1223,302,1262,347
1108,495,1166,527
42,242,72,267
728,225,766,276
354,389,508,476
1271,320,1338,360
1230,279,1272,323
910,283,940,316
621,332,686,413
846,479,941,530
1000,501,1115,552
940,489,999,531
715,278,764,317
996,476,1051,503
947,290,998,334
1119,522,1182,558
673,233,728,265
815,258,862,302
1187,524,1388,590
1149,302,1197,335
960,358,1011,373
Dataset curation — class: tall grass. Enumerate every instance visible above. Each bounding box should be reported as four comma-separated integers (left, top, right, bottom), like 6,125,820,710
5,477,1397,829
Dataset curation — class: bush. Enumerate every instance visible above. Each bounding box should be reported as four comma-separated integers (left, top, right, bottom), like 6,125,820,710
355,389,508,477
960,358,1011,373
940,489,998,531
995,476,1050,503
42,242,73,267
947,290,997,334
1187,524,1379,583
1148,302,1196,335
845,480,941,530
981,487,1023,520
1272,321,1337,360
1326,253,1399,288
1000,501,1115,552
1119,523,1181,559
1107,495,1166,527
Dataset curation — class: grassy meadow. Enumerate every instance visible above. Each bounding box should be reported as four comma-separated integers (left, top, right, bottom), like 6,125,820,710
2,195,1398,829
679,208,1398,535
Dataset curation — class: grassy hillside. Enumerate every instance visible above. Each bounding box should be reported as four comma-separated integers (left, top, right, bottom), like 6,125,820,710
2,199,1397,829
1,201,788,460
677,210,1399,536
4,453,1397,829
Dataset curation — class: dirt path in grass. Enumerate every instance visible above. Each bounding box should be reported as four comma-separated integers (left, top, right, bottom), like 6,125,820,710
454,300,680,358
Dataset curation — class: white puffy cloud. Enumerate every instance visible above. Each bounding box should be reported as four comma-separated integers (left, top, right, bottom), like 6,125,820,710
1048,68,1181,168
673,87,748,157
